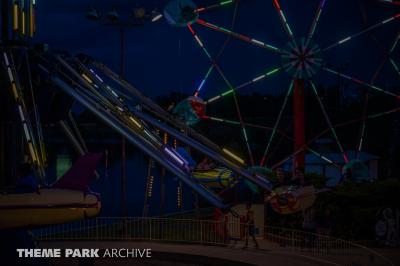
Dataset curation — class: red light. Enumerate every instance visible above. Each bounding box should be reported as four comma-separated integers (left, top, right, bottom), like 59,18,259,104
273,0,281,10
187,24,195,35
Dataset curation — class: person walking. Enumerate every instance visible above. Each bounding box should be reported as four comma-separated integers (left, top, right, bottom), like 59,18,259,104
244,203,259,249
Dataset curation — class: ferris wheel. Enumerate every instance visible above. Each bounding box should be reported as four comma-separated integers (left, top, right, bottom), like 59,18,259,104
163,0,400,180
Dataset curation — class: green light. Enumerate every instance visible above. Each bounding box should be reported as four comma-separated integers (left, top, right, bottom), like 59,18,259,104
226,119,240,125
219,26,231,34
242,128,249,142
266,44,280,51
221,90,234,97
205,66,213,77
266,68,280,76
390,34,399,53
203,48,212,60
390,58,400,74
220,0,233,5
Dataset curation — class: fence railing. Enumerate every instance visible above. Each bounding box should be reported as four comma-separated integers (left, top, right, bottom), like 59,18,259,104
33,217,230,245
32,217,394,266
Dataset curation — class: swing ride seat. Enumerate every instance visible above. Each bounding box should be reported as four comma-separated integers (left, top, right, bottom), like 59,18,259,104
269,185,317,215
192,167,238,189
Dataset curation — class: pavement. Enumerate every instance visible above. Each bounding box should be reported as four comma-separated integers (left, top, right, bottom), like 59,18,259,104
39,240,351,266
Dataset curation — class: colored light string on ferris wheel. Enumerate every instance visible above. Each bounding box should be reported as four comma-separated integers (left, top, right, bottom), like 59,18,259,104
367,106,400,119
388,31,400,78
195,0,235,13
206,67,281,104
357,122,367,155
194,65,214,96
194,1,239,97
322,67,400,99
204,114,340,169
272,0,294,39
187,24,213,60
203,115,289,134
204,114,342,168
187,24,255,165
389,31,400,54
203,115,240,125
389,58,400,77
204,115,302,149
310,80,349,163
307,0,327,40
195,19,281,53
356,29,400,158
323,13,400,52
379,0,400,6
272,105,400,170
259,80,293,167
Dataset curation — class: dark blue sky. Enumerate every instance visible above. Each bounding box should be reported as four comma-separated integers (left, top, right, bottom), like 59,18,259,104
33,0,399,99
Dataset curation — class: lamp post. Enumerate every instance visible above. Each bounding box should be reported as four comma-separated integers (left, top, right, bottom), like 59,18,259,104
85,6,162,217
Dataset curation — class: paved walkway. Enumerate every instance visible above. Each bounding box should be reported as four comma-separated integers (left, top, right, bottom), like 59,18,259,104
39,240,346,266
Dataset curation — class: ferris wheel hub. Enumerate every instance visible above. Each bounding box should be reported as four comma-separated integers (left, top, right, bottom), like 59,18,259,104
281,37,323,79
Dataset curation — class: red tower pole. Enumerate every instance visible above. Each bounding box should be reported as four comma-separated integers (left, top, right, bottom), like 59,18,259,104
293,79,305,172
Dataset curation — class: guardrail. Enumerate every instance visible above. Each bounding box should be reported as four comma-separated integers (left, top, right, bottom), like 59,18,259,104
33,217,229,245
32,217,393,266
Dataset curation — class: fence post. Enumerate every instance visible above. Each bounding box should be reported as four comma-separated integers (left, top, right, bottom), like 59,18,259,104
200,220,203,244
150,218,152,240
96,218,99,240
292,230,295,251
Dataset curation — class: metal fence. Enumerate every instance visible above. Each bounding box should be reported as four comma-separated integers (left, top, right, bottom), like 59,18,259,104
32,217,394,266
33,217,230,245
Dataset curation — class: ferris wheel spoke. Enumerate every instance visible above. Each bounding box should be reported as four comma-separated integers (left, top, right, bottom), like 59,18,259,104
379,0,400,6
323,13,400,52
323,67,400,99
212,69,256,165
187,24,255,165
307,148,340,168
389,31,400,54
195,0,235,14
195,19,282,53
206,67,281,104
259,80,294,167
194,65,214,96
356,29,400,156
307,0,327,40
194,2,240,97
367,106,400,119
389,58,400,78
272,0,295,39
272,105,400,170
204,116,241,125
187,24,214,61
357,121,367,156
203,115,290,135
310,80,349,163
187,24,232,86
387,31,400,78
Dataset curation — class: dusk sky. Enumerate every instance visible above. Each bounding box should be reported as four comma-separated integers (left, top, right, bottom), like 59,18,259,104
33,0,399,99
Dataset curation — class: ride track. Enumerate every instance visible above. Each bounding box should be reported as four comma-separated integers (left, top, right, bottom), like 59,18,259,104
169,0,400,172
